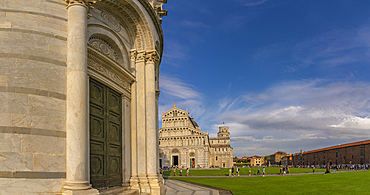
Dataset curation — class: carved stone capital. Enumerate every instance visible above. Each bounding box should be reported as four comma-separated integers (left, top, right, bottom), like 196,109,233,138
130,50,138,61
145,50,160,64
64,0,99,6
136,51,146,62
64,0,100,18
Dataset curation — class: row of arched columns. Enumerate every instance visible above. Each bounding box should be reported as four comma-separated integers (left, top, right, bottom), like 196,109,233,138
159,136,206,147
159,128,203,137
162,118,188,127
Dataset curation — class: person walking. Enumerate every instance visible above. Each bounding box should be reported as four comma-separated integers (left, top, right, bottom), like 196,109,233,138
263,167,265,177
180,169,183,176
232,167,234,176
236,167,240,176
186,168,189,177
313,166,315,173
173,167,176,176
229,168,232,176
257,167,260,175
249,167,251,176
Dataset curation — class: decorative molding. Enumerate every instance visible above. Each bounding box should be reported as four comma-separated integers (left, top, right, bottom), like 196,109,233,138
101,11,121,32
136,51,146,61
89,37,119,62
145,50,159,64
137,0,164,56
87,46,135,98
95,0,164,57
88,58,130,91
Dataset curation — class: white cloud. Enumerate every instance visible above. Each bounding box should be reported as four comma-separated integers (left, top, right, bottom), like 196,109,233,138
181,20,211,28
159,77,370,157
159,74,210,128
210,80,370,157
162,39,189,67
240,0,268,7
160,75,202,100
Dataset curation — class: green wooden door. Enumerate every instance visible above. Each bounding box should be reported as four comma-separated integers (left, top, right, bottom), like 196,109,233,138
89,78,122,189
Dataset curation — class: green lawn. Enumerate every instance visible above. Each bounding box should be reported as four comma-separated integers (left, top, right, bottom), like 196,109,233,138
163,167,344,176
167,171,370,195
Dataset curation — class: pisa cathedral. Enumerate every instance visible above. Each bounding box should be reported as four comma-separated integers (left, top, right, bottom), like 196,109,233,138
159,105,233,168
0,0,167,194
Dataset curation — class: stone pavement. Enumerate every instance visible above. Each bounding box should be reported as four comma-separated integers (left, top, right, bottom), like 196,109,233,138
164,179,224,195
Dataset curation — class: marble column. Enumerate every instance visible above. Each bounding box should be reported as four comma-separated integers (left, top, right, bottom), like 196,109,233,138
144,53,158,183
135,51,150,193
63,0,99,194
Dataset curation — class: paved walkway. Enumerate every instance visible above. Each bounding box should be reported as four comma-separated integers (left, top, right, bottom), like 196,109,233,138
164,179,221,195
163,170,366,194
164,169,366,178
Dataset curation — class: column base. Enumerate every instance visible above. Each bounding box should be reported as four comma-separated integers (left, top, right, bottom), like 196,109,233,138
148,174,164,195
62,181,99,195
130,176,140,191
138,176,150,194
62,189,99,195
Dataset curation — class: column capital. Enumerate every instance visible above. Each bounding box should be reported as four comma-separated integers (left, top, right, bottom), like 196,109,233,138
145,50,160,64
136,50,146,62
64,0,100,7
64,0,101,18
130,49,138,61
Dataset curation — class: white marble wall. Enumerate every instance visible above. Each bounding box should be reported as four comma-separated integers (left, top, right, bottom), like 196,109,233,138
0,0,67,194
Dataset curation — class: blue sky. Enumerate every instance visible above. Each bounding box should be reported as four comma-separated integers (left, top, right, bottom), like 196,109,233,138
158,0,370,158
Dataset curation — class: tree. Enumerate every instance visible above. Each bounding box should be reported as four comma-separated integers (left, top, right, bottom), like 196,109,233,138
264,155,270,160
234,156,238,159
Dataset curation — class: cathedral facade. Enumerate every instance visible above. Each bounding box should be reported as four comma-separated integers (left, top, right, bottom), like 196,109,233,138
159,105,233,168
0,0,166,194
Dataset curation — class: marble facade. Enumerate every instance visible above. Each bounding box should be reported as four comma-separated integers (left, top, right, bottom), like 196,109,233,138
159,105,233,169
0,0,167,194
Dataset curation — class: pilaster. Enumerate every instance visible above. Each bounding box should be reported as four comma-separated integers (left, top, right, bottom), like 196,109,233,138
129,49,139,191
135,50,151,193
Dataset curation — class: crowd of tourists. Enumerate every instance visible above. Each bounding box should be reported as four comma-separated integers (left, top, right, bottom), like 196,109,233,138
164,165,190,177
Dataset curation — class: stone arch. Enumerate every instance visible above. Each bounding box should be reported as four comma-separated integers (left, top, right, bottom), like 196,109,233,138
88,34,124,64
94,0,162,54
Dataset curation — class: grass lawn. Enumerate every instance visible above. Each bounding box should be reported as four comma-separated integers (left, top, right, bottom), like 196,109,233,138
167,171,370,195
163,167,345,176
